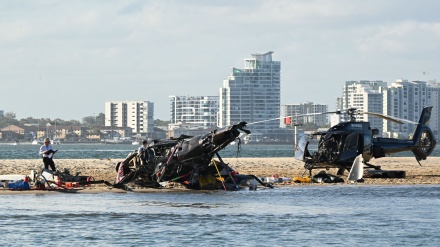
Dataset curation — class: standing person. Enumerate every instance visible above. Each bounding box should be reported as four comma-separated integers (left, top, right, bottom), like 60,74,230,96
39,138,57,171
138,140,149,165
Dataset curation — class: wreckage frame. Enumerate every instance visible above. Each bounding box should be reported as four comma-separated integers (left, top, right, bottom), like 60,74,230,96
113,122,273,191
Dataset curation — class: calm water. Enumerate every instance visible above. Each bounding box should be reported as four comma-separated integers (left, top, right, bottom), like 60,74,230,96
0,143,437,159
1,185,440,246
2,144,439,245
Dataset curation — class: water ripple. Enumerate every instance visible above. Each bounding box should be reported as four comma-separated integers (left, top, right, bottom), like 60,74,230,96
1,186,440,245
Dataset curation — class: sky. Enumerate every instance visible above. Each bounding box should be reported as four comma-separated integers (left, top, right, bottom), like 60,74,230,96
1,0,440,121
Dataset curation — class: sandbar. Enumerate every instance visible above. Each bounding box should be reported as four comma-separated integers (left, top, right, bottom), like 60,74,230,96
1,157,440,194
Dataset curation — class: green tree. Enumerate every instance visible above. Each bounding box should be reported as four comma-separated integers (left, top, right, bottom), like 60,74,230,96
0,112,19,128
48,118,80,126
82,113,104,126
96,113,105,126
4,112,16,121
38,118,51,126
82,116,96,127
19,116,38,125
154,119,170,126
52,118,64,125
64,120,81,126
0,116,8,128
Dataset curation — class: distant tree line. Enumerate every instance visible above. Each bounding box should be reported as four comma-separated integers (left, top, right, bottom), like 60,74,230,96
154,119,171,126
0,112,105,129
0,112,171,129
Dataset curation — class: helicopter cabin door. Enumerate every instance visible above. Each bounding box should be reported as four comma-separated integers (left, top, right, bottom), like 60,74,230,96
338,132,362,162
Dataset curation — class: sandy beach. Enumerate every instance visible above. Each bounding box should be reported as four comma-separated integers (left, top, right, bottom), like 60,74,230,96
1,157,440,188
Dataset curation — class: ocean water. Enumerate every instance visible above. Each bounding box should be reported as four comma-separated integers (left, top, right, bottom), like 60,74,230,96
1,185,440,246
0,143,438,159
1,144,439,245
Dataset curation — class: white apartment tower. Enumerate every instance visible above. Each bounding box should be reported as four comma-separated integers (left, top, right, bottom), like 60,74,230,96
281,102,328,128
341,81,387,110
336,79,440,138
383,79,429,136
169,96,219,127
219,52,280,136
427,80,440,135
340,81,386,133
105,101,154,135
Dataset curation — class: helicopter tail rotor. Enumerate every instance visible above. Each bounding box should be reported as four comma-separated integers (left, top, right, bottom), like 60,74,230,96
410,107,436,161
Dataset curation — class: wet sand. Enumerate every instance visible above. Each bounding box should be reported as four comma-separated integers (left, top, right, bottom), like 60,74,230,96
1,157,440,185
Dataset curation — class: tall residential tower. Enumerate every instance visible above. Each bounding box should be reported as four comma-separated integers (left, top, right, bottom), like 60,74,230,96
105,100,154,136
169,95,219,127
219,52,280,137
382,79,429,136
339,80,386,133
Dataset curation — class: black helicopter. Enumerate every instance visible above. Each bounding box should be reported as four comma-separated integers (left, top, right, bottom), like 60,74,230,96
294,106,436,177
114,122,273,190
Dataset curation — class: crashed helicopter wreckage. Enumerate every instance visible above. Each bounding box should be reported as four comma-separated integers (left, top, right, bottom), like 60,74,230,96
113,122,273,191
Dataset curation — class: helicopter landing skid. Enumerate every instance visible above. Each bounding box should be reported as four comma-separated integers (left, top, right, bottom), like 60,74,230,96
303,163,334,177
364,162,381,170
364,170,406,178
303,161,382,177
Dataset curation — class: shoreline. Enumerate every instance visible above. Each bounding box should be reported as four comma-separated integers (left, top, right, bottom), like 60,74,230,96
1,157,440,194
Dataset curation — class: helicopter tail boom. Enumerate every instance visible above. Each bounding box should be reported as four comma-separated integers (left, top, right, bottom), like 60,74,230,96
374,106,436,161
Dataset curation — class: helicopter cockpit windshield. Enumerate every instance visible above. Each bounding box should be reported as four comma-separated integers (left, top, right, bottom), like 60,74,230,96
295,130,363,164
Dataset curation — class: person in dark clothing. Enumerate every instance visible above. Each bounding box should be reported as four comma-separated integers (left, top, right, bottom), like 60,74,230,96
138,140,149,165
39,138,57,171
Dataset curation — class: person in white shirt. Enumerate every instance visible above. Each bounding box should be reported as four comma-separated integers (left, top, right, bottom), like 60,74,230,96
39,138,57,171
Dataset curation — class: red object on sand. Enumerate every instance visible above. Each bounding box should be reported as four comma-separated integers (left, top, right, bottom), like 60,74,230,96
56,176,62,186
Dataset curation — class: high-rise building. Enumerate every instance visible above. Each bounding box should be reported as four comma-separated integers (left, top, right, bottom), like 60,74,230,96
341,80,387,110
427,80,440,135
335,97,343,111
336,79,440,138
0,110,3,117
383,79,429,136
219,51,280,137
281,102,328,128
169,96,218,127
104,100,154,136
338,81,386,132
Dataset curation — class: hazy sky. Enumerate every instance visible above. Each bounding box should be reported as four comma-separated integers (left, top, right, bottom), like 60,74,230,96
1,0,439,121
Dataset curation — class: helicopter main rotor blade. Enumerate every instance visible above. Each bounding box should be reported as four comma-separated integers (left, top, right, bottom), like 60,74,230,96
247,112,328,125
246,117,282,125
358,112,418,125
245,108,419,126
319,111,342,115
